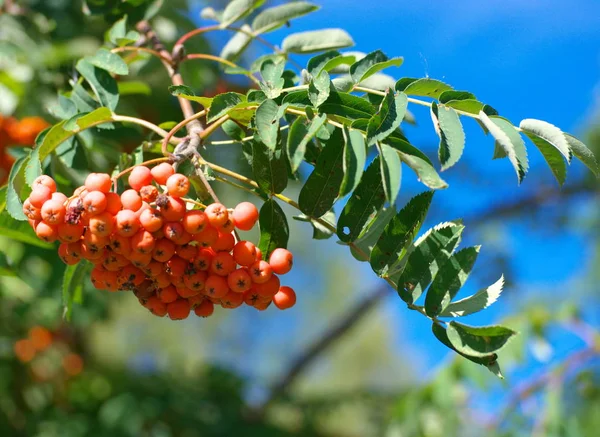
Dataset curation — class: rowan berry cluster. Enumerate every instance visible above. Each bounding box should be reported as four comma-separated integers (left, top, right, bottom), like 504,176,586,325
23,163,297,320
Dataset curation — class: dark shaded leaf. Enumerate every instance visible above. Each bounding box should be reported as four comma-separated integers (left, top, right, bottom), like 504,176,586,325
447,321,517,358
339,126,366,197
258,199,289,258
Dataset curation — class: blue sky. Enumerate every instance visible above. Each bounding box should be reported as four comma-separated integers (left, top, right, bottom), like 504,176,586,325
188,0,600,407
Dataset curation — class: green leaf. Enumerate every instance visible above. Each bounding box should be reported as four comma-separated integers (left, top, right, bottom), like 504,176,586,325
75,59,119,110
439,276,504,318
395,78,453,99
520,118,571,162
207,92,245,122
252,141,288,194
30,108,113,173
438,90,476,104
523,131,567,186
286,114,327,172
337,157,386,242
293,210,335,240
370,191,434,276
445,99,486,115
396,221,464,304
221,0,265,28
348,207,396,262
366,90,408,146
259,58,286,99
255,99,286,152
424,246,480,317
308,70,330,108
0,185,6,213
62,261,90,321
446,321,517,358
258,199,289,259
282,28,354,54
118,81,152,96
252,2,319,34
350,50,404,84
320,90,375,121
0,210,53,248
377,143,402,205
6,155,28,221
298,128,345,218
430,103,465,171
339,127,366,197
220,24,253,62
478,112,528,183
0,252,16,277
384,137,448,190
431,323,502,377
168,85,213,106
307,50,356,77
86,48,129,75
565,134,599,177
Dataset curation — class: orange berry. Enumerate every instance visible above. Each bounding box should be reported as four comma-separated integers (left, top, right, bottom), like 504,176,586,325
32,175,57,193
233,241,257,267
23,199,42,221
83,231,108,251
128,166,153,191
90,267,107,289
146,296,167,317
254,299,272,311
102,253,128,271
157,285,178,303
221,290,244,309
176,243,197,261
58,243,79,265
88,211,115,237
151,162,175,185
130,229,156,254
128,251,153,268
219,218,236,233
167,299,190,320
29,185,52,208
212,231,235,252
142,260,164,277
193,299,214,317
51,192,68,203
153,272,171,289
210,252,236,276
80,243,104,261
194,248,214,271
118,265,145,288
182,210,207,234
115,209,141,237
255,248,263,262
109,234,131,256
243,289,261,306
40,199,66,225
249,260,273,284
165,173,190,198
205,202,229,228
63,353,84,376
85,173,112,193
57,222,84,243
138,207,162,232
29,326,52,351
193,225,218,248
14,339,36,362
166,256,187,277
35,221,58,242
269,248,293,275
273,286,296,310
65,242,83,260
152,238,176,263
82,191,107,216
163,222,184,242
159,196,186,222
183,271,207,293
139,185,158,203
254,274,280,298
227,268,252,293
205,274,229,298
120,189,142,211
105,192,122,215
232,202,259,231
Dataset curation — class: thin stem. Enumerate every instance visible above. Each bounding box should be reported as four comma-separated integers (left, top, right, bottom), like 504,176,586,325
161,110,207,156
175,24,221,48
181,197,207,209
110,46,171,64
199,114,233,140
182,54,261,86
213,175,258,197
207,124,290,146
285,107,344,129
112,115,181,144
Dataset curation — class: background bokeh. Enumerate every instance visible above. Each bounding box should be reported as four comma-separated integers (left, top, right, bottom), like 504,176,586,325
0,0,599,436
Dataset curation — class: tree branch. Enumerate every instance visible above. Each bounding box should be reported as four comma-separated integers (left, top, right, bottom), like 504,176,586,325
253,284,391,417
